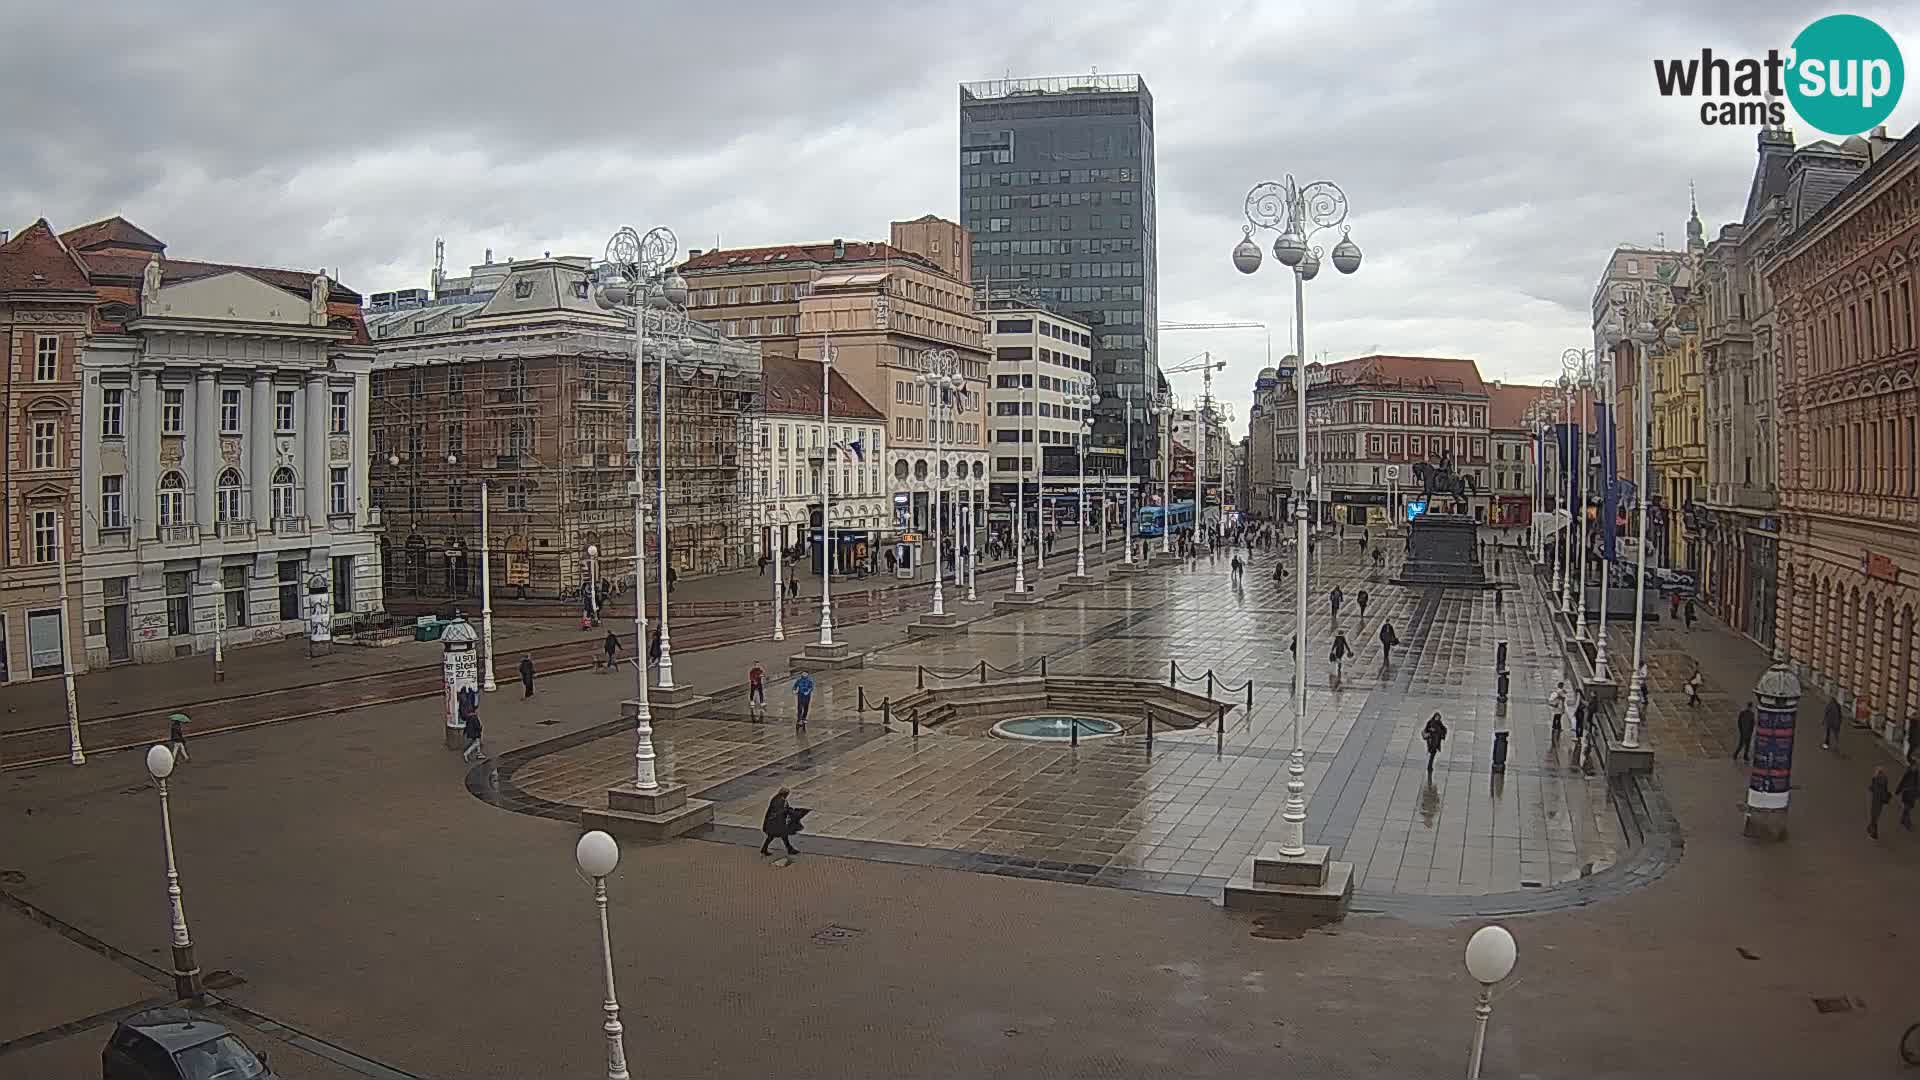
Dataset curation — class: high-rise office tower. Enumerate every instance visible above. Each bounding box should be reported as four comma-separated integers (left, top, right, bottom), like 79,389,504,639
960,74,1157,481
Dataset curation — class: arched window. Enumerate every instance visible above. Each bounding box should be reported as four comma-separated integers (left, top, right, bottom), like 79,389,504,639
216,468,244,523
507,421,531,459
158,471,186,527
270,466,298,522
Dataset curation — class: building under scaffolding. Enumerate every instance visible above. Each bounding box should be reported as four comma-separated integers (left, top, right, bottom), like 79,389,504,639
364,252,762,603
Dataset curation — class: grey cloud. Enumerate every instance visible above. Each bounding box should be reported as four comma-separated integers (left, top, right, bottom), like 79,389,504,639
4,0,1918,433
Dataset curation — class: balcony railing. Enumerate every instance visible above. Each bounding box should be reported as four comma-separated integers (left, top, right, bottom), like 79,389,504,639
159,523,200,545
216,519,254,540
273,515,310,537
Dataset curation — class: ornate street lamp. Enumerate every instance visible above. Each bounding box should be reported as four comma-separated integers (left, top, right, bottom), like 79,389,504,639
1073,380,1095,578
593,224,686,790
918,349,964,618
1563,346,1599,640
1233,174,1362,859
574,831,629,1080
145,744,201,1000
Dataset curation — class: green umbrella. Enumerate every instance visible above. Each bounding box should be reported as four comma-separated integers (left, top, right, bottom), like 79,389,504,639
167,713,190,725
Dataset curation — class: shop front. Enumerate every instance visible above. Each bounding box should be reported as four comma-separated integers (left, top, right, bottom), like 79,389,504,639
1489,495,1531,528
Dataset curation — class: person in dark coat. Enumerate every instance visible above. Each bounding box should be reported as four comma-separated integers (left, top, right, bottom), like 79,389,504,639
1422,712,1448,773
603,630,621,673
518,654,535,698
1329,631,1351,688
1868,766,1892,839
1734,702,1756,761
1683,598,1696,629
760,786,804,856
1573,698,1589,743
647,628,663,669
1329,586,1344,619
1823,696,1843,750
1356,590,1370,618
1896,758,1918,831
460,690,485,762
1378,621,1399,666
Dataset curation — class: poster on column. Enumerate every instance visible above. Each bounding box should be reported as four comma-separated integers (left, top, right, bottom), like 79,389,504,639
306,590,333,644
443,645,479,730
1746,704,1795,810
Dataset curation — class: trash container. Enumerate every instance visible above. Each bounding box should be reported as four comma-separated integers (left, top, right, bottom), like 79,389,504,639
1491,730,1510,773
414,616,449,642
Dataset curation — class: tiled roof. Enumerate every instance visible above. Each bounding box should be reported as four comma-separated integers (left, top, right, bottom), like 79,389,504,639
682,241,941,275
1485,382,1556,431
0,219,93,292
759,353,884,421
1320,354,1489,395
59,215,165,254
79,251,362,303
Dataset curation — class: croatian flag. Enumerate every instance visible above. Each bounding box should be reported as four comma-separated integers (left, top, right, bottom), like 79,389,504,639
836,439,864,463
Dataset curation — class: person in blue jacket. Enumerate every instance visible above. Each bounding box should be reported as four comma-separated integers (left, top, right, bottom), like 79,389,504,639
792,670,815,730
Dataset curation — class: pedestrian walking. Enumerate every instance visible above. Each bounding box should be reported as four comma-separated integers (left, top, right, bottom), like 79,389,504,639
788,575,801,599
1329,631,1351,689
792,669,815,729
1548,679,1568,735
603,630,621,673
748,660,767,720
1897,759,1918,830
166,712,190,763
519,653,535,697
1378,621,1399,665
1734,702,1756,761
1272,560,1286,584
1669,592,1681,621
758,552,769,576
1422,712,1448,773
1823,696,1843,750
1685,669,1702,707
1230,554,1244,583
1573,698,1589,743
1868,766,1892,839
1356,589,1370,619
1683,598,1696,629
1330,586,1344,619
667,566,678,593
647,628,662,670
760,787,805,856
459,689,486,762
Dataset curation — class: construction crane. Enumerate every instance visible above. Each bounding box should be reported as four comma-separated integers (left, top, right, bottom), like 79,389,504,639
1158,321,1272,366
1160,352,1233,540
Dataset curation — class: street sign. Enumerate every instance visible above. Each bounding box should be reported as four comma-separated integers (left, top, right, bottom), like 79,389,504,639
1385,464,1400,481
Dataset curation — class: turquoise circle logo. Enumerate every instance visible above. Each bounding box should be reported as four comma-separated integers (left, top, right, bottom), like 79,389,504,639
1786,14,1904,136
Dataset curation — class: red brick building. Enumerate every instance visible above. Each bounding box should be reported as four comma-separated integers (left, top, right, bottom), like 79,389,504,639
1771,124,1920,751
1269,355,1492,527
0,221,92,681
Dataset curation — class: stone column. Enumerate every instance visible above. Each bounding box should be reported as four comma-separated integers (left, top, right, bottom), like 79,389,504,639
304,374,328,525
193,372,218,531
250,374,273,527
1744,647,1802,842
137,371,160,539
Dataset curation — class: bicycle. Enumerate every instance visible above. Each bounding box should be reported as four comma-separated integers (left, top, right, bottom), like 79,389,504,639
1903,1020,1920,1066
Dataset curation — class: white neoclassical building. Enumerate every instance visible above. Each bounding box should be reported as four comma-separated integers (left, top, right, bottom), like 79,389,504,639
754,354,890,570
69,220,381,666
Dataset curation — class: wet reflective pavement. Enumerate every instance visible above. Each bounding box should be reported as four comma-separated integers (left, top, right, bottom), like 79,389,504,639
487,536,1655,914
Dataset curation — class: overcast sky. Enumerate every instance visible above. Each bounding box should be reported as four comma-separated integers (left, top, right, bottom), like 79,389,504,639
5,1,1916,435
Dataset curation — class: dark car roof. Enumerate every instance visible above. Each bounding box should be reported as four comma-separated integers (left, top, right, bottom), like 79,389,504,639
117,1008,230,1053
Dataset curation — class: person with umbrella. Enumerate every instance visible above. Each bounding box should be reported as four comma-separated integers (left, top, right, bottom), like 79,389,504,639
166,712,191,763
760,786,807,856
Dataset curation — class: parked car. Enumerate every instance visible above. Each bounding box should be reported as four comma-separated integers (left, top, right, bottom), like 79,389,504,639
103,1008,273,1079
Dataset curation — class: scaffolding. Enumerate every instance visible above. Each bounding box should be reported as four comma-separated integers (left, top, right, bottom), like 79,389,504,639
368,320,763,602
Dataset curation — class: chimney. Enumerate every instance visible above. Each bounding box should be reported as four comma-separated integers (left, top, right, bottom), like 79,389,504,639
832,238,845,260
484,247,494,264
0,229,8,245
687,249,702,259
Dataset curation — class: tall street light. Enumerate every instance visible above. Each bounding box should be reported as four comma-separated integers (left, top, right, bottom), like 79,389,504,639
477,470,496,691
1611,284,1677,749
1564,347,1598,641
919,348,963,618
1555,371,1575,617
594,225,686,792
1029,342,1045,579
1118,387,1136,564
144,744,201,1000
56,508,82,764
574,830,630,1080
1073,379,1094,578
1155,392,1174,555
1591,341,1617,682
965,467,980,601
766,506,785,641
1464,925,1518,1080
816,334,838,647
1234,173,1363,858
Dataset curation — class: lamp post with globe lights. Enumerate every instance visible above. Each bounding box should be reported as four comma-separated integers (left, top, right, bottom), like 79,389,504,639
1610,285,1678,750
1155,392,1174,556
1072,380,1095,579
1464,925,1518,1080
585,543,600,627
574,831,630,1080
966,464,981,601
918,349,964,618
1590,338,1618,682
814,334,840,647
1563,346,1600,640
145,744,201,1000
1233,174,1363,859
1556,371,1575,617
593,224,687,790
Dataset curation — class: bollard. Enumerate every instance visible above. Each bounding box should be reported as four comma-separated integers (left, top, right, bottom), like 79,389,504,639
1146,708,1155,749
1169,660,1177,687
1496,640,1508,674
1496,669,1510,703
882,697,893,732
912,710,920,738
917,665,925,690
1216,704,1225,755
858,685,867,713
1207,671,1215,699
1071,718,1079,747
1246,680,1254,711
1040,656,1048,677
979,659,987,684
1491,729,1510,773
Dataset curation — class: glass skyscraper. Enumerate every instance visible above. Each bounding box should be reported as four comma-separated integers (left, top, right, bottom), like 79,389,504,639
959,74,1157,479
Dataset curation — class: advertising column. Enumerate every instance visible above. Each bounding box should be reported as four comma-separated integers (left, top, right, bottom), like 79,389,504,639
1743,648,1802,842
439,615,480,749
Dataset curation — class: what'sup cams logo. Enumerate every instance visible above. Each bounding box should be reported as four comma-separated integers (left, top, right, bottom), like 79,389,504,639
1654,13,1904,135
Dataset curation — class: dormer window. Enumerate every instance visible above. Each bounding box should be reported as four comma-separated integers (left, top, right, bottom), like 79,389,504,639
572,281,589,300
513,278,535,299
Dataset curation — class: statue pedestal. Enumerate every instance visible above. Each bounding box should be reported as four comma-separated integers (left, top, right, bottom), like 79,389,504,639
1393,513,1490,588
